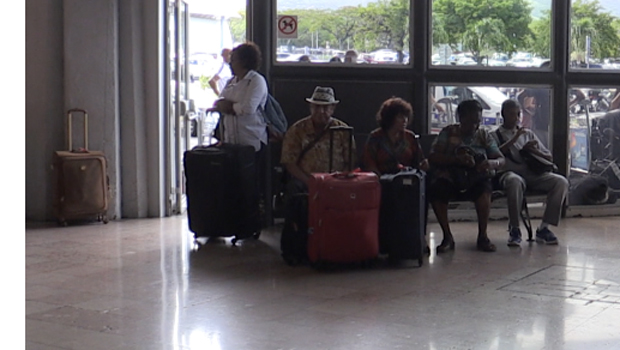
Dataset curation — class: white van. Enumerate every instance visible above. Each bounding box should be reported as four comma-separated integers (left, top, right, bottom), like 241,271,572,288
431,86,508,133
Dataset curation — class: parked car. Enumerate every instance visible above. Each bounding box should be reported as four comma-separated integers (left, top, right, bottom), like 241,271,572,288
370,49,399,64
277,53,319,62
506,57,534,68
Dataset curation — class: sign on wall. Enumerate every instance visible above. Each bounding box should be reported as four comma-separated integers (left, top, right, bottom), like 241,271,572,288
277,15,298,39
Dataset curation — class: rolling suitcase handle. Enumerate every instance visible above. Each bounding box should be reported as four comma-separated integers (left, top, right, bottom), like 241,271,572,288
66,108,89,151
328,125,354,173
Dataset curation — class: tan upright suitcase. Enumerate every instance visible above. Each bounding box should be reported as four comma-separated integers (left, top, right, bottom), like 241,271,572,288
53,108,109,225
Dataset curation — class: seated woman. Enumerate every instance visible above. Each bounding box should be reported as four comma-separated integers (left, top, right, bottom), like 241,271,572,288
362,97,429,174
363,97,430,257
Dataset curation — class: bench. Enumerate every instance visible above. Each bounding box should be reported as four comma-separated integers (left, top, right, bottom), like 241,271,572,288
419,134,546,241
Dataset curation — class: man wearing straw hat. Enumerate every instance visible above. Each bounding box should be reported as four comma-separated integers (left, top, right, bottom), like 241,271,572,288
281,86,355,187
279,86,355,265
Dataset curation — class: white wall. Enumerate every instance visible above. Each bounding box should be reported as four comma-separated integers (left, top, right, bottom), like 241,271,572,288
26,0,166,221
25,0,65,221
63,0,121,220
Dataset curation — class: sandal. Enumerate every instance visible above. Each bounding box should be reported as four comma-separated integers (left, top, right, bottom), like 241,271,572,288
477,238,496,252
436,238,456,254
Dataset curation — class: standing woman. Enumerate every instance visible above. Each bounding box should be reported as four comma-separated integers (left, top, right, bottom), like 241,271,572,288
363,97,429,175
211,42,269,227
213,42,268,154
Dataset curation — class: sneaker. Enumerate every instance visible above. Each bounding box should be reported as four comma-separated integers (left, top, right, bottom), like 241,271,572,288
507,227,522,247
536,227,559,245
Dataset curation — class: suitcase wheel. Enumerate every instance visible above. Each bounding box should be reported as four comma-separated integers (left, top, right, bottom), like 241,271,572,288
252,231,261,240
57,219,68,227
98,215,109,224
418,258,423,267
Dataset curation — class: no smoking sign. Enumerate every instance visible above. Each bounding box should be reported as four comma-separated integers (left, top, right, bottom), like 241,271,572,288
277,15,298,39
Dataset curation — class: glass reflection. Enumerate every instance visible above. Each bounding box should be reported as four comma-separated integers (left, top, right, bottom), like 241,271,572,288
429,85,551,149
568,86,620,207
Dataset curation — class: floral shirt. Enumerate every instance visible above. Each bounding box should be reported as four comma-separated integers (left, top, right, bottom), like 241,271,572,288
430,124,502,181
281,117,355,174
362,128,425,174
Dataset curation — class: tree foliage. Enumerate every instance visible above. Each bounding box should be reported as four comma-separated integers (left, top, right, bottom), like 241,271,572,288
432,0,533,55
277,0,408,53
529,10,551,58
229,11,246,44
570,0,620,59
228,0,620,61
528,0,620,60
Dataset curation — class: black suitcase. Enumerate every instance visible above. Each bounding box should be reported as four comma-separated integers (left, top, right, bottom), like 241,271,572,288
379,168,426,266
183,143,260,245
280,189,309,265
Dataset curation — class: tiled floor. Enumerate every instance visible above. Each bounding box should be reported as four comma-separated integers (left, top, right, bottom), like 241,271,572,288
25,215,620,350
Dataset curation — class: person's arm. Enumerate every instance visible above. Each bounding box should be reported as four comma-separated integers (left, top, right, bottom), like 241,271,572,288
208,75,221,96
478,152,505,173
231,73,268,117
281,126,310,185
610,89,620,111
414,138,430,171
496,127,527,154
522,131,553,161
427,128,474,167
362,135,381,175
213,98,234,115
285,163,311,186
477,134,505,172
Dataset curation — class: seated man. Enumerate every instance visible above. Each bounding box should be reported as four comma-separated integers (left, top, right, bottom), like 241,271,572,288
279,86,355,264
492,99,568,246
281,86,355,189
428,100,505,253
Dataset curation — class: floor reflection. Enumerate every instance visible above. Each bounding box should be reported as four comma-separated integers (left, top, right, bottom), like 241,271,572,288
25,215,620,349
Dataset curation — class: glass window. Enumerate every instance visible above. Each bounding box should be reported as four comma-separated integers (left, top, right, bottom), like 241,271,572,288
275,0,410,65
568,86,620,208
431,0,552,68
187,1,245,110
569,1,620,70
429,85,552,148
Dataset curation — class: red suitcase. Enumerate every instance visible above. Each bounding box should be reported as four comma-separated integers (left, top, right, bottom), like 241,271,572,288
307,126,380,265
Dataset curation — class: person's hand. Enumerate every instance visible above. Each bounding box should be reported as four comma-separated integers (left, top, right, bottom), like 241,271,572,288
476,159,491,172
515,127,527,138
419,159,430,172
456,153,475,167
523,140,538,151
214,99,234,114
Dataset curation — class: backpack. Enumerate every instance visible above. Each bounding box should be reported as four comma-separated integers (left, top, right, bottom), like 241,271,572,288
261,94,288,142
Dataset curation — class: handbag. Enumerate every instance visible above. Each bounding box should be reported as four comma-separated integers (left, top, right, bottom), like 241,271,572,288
519,148,557,174
451,146,494,192
494,129,557,175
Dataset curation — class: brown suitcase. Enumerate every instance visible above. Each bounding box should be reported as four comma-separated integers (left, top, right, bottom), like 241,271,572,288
53,108,109,225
